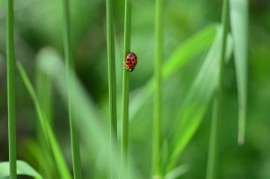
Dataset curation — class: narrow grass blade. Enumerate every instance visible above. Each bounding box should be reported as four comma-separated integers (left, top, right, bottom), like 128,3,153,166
130,25,216,120
6,0,17,178
62,0,82,177
0,160,43,179
152,0,164,177
17,62,71,179
229,0,248,145
164,26,233,174
37,47,140,179
106,0,117,177
206,1,230,179
121,0,132,177
106,0,117,135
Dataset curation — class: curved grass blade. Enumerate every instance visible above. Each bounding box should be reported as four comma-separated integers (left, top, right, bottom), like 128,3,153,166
130,24,217,119
0,160,43,179
229,0,248,145
17,62,72,179
164,26,233,174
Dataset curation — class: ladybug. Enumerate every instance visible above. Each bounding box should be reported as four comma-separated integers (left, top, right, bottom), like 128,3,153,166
125,52,138,72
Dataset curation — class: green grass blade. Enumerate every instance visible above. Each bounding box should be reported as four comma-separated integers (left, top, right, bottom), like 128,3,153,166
164,26,233,174
17,62,72,179
62,0,82,177
206,0,230,178
106,0,117,136
24,139,57,178
106,0,117,177
37,47,140,179
0,160,43,179
130,24,216,120
229,0,248,145
6,0,16,178
152,0,164,177
121,0,132,177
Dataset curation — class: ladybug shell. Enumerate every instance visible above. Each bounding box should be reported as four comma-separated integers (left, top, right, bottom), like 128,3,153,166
125,52,137,72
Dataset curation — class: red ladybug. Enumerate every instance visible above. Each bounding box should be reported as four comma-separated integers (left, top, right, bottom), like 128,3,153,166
125,52,137,72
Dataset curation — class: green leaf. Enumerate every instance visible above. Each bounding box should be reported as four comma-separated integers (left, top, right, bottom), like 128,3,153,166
229,0,248,145
164,26,233,173
0,160,43,179
130,24,217,119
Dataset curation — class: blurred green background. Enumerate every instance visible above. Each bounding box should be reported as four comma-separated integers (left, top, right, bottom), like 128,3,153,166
0,0,270,178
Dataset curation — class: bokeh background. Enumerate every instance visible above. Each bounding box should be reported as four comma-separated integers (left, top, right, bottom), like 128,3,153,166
0,0,270,178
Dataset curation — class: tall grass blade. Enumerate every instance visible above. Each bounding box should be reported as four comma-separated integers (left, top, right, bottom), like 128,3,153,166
121,0,132,177
165,26,233,174
229,0,248,145
37,47,140,179
6,0,17,178
17,62,72,179
62,0,82,177
106,0,117,136
106,0,117,177
206,1,230,179
0,160,43,179
153,0,164,177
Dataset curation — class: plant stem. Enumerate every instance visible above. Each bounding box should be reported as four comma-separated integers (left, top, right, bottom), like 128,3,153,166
106,0,117,177
62,0,82,178
106,0,117,143
121,0,131,177
206,0,229,179
6,0,17,178
152,0,163,178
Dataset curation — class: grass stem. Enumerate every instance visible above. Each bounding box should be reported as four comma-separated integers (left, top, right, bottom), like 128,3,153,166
62,0,82,178
106,0,117,144
121,0,131,177
153,0,163,177
106,0,117,177
206,0,229,179
6,0,17,178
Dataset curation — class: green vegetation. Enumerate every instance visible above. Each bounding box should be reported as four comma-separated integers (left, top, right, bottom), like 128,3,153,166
62,0,82,178
6,0,16,178
2,0,269,178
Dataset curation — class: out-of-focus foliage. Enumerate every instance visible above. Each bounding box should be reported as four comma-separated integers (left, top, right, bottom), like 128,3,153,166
0,160,43,179
0,0,270,179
